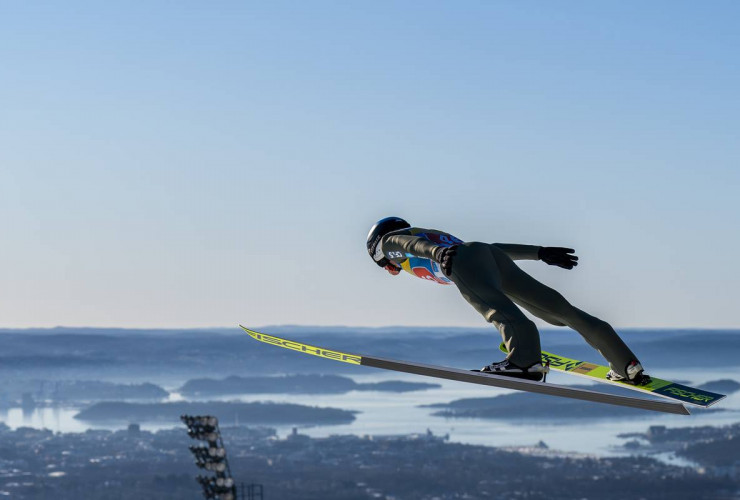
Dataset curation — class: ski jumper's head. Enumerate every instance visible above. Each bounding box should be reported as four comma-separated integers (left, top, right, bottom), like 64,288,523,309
366,217,410,273
368,217,462,283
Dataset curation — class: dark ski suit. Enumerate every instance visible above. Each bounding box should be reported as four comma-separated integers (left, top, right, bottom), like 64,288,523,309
379,227,638,378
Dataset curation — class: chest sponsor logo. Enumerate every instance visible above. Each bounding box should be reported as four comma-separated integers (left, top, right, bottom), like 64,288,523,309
412,266,451,285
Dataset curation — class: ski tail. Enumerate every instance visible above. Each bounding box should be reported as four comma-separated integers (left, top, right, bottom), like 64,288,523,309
499,342,726,408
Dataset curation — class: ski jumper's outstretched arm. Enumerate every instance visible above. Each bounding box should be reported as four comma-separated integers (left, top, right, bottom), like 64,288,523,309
494,243,579,269
382,232,545,263
382,228,576,271
490,243,542,261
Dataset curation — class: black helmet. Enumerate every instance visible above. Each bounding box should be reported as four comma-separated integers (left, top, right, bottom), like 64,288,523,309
367,217,410,266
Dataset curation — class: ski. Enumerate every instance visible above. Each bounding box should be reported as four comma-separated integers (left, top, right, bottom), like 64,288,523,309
498,343,725,409
240,326,690,415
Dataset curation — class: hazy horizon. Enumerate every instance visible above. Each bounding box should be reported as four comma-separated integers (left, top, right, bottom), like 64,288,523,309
2,324,740,332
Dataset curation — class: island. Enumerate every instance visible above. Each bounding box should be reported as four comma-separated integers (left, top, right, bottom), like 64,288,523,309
424,384,667,420
618,423,740,467
423,379,734,420
178,374,440,396
0,381,169,409
50,381,169,401
74,401,356,426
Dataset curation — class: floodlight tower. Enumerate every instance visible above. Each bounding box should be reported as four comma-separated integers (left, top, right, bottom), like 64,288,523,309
181,415,238,500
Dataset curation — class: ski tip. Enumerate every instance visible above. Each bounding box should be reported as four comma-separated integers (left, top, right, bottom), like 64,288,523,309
239,326,363,365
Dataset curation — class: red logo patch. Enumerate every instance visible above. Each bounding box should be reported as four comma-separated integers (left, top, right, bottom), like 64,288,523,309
412,266,449,284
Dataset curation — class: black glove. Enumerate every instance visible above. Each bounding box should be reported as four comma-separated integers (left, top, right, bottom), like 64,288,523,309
437,245,458,276
538,247,578,269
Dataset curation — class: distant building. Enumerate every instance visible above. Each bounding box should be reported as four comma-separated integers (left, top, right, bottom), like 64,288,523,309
287,427,310,444
648,426,667,439
128,423,141,436
21,393,35,411
623,440,641,450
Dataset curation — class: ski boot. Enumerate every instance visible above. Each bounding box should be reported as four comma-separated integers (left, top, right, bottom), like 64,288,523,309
473,359,549,382
606,360,651,385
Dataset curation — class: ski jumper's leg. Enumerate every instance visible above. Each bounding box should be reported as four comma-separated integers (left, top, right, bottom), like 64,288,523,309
449,242,542,367
489,244,638,378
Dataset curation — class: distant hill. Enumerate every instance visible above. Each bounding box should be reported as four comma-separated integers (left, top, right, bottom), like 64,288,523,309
0,380,169,406
45,381,168,401
696,379,740,394
0,327,737,381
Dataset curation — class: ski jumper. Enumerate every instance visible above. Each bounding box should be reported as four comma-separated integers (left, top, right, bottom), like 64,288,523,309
379,227,639,378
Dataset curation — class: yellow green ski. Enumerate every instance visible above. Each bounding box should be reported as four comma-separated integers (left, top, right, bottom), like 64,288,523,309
499,343,725,408
241,326,693,415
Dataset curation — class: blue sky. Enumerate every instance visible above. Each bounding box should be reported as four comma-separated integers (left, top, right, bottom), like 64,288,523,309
1,1,738,328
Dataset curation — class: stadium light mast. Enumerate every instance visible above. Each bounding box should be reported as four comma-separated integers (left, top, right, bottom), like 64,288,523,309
181,415,238,500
